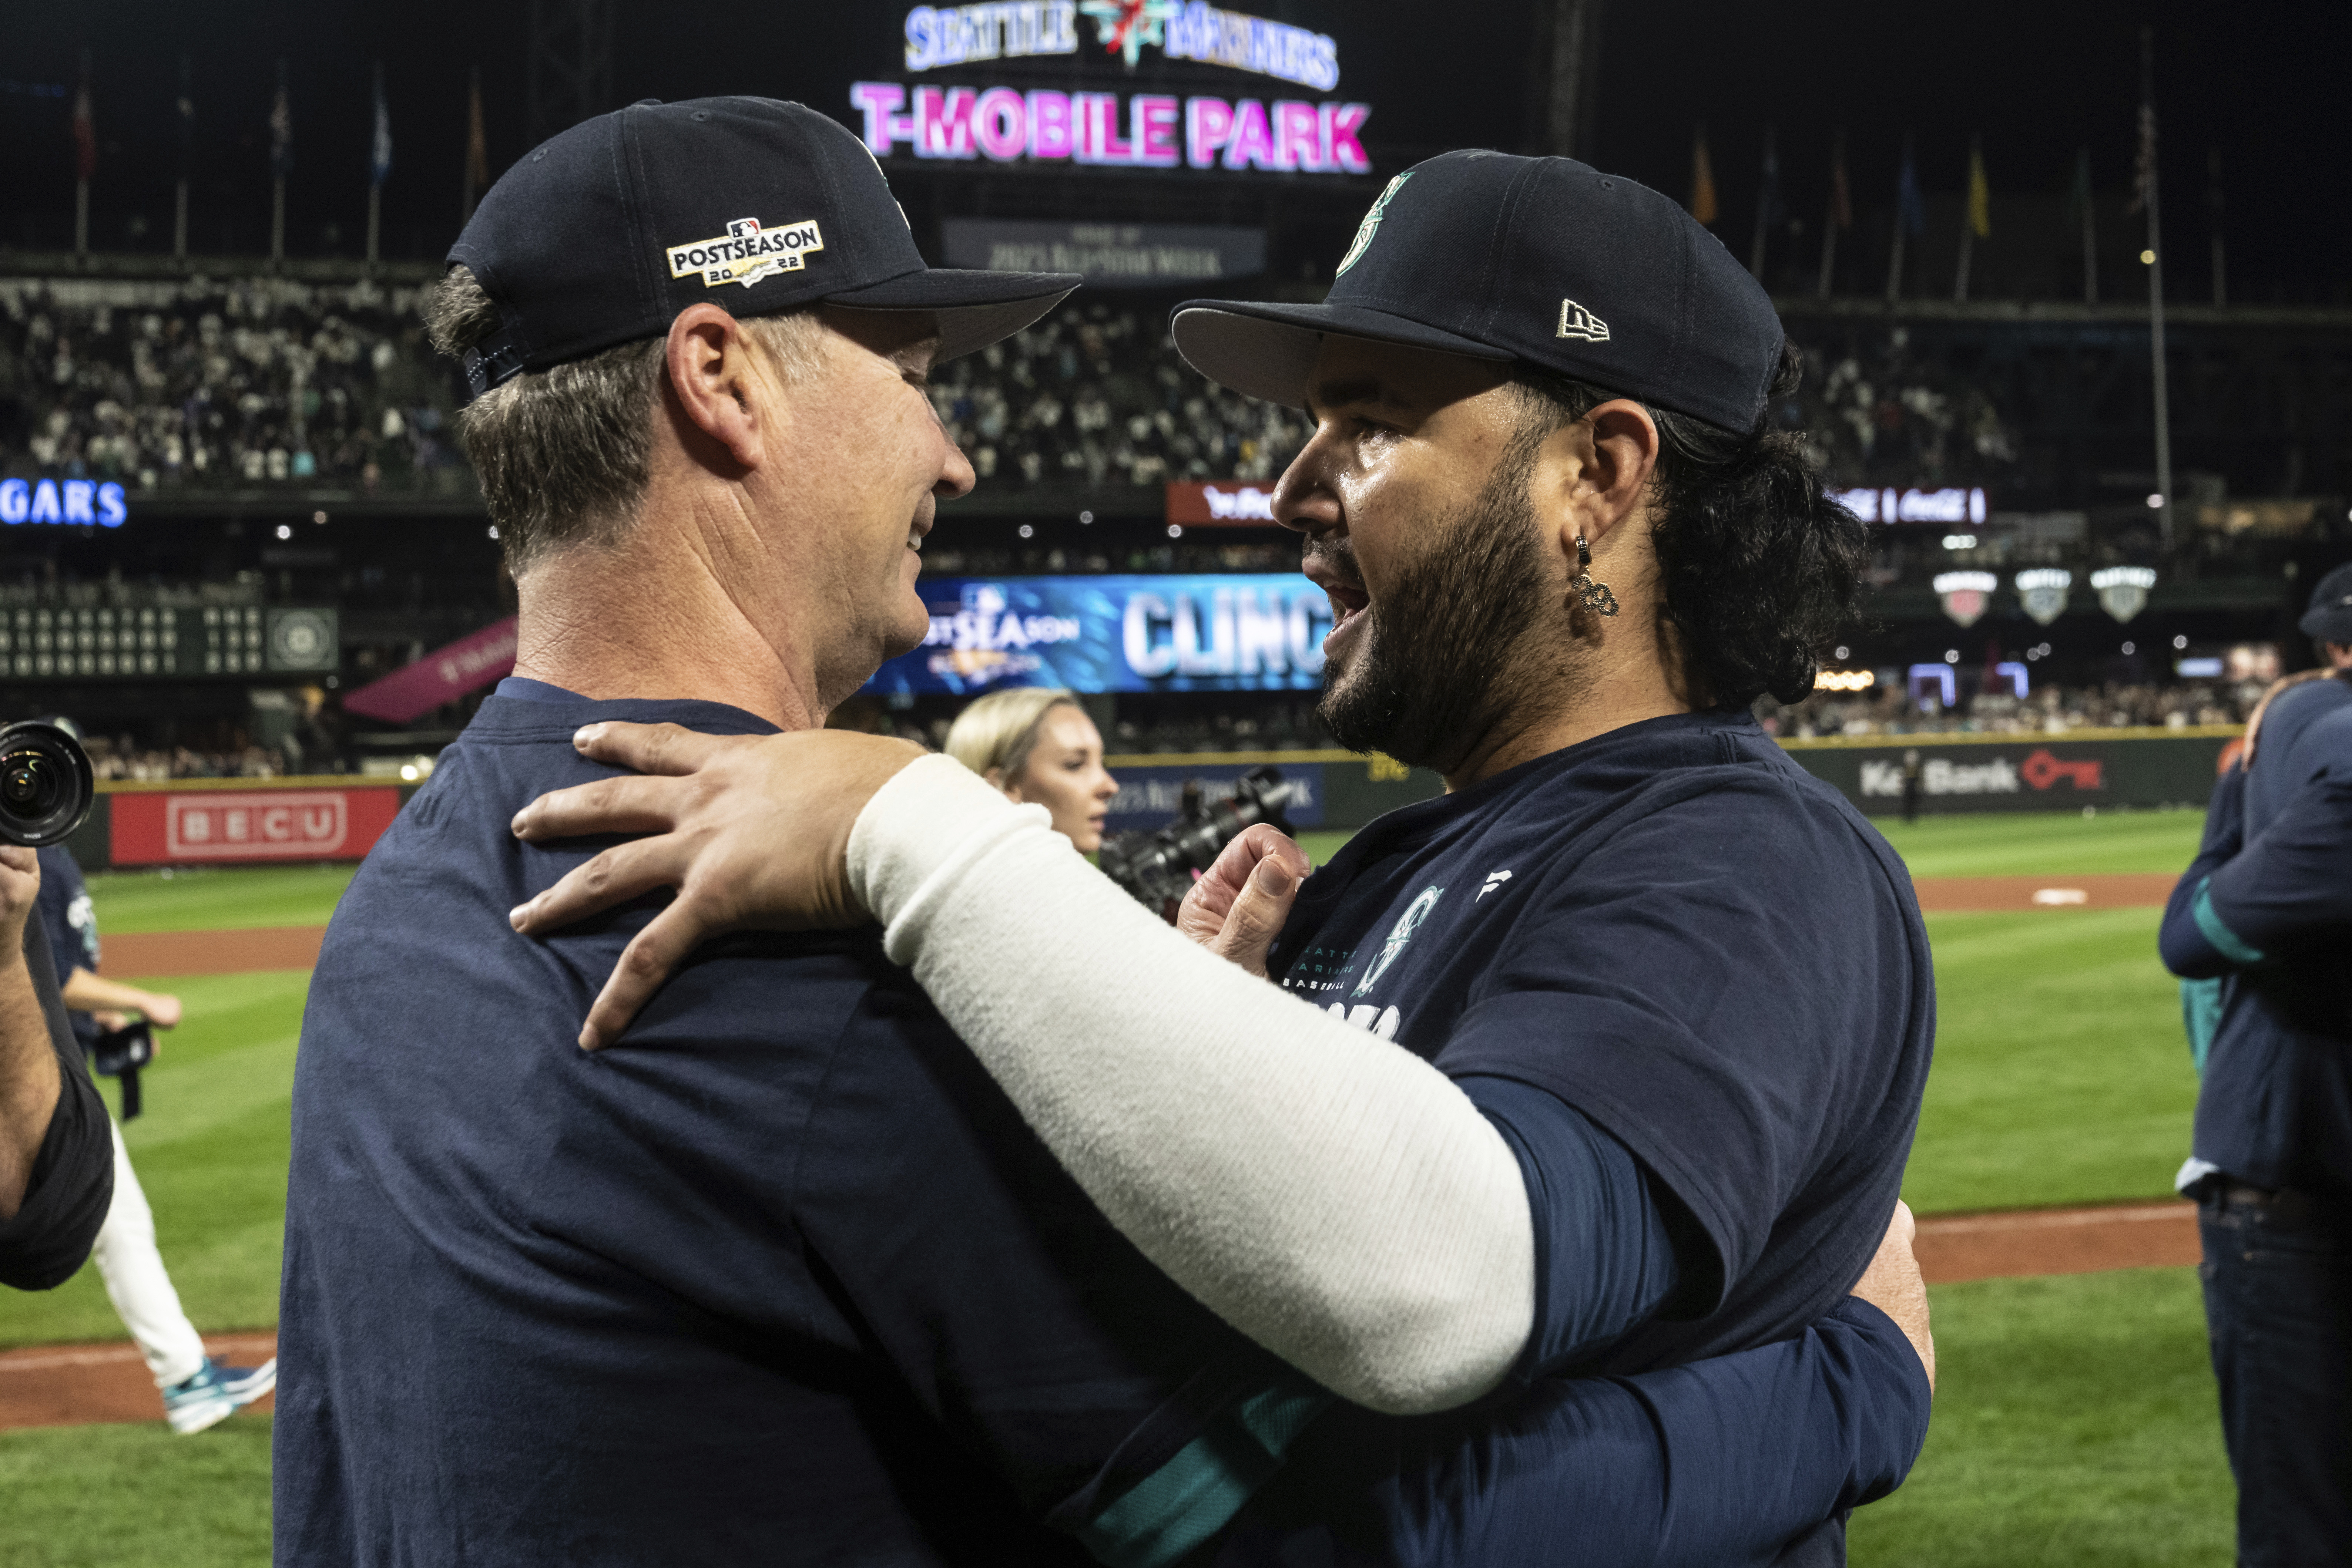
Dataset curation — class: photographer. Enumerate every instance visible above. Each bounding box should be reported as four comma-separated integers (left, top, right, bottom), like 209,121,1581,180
0,846,113,1291
34,825,276,1436
943,687,1119,852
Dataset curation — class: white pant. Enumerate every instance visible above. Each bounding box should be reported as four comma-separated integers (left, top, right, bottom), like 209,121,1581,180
92,1121,207,1389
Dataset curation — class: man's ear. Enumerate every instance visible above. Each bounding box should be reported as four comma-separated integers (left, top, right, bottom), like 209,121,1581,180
1535,398,1659,559
662,304,771,475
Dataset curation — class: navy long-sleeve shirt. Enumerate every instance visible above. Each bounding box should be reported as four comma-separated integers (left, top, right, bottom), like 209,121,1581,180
2160,683,2352,1195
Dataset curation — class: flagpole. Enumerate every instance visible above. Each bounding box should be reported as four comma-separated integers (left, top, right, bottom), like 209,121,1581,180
1885,131,1913,303
2078,148,2097,305
174,54,191,263
366,61,384,270
1818,127,1845,299
1748,124,1775,280
2140,29,2173,549
271,58,286,269
72,50,92,261
2207,147,2226,309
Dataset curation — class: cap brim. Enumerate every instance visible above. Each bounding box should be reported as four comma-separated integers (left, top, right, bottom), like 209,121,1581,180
828,267,1081,362
1171,301,1513,409
2299,606,2352,643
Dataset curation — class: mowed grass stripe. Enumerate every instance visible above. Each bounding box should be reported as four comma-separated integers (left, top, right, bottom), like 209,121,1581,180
1875,809,2207,879
1906,908,2197,1215
1848,1267,2231,1567
83,863,356,935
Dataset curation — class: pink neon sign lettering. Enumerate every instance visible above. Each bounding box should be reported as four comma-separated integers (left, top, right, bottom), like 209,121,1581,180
855,83,1369,173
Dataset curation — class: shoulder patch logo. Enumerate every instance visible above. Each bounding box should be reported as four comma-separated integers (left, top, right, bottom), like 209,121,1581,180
666,217,826,289
1556,298,1610,343
1335,171,1412,278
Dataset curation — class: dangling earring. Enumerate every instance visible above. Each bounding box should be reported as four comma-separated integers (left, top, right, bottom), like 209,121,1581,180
1571,534,1619,618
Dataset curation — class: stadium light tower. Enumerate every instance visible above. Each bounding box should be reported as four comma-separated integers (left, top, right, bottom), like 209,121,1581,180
526,0,620,149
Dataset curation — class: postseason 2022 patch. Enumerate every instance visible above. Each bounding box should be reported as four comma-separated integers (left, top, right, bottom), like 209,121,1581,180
665,217,826,288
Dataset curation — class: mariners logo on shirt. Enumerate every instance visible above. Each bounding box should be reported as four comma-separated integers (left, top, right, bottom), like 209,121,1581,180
1335,172,1412,277
1353,884,1444,997
666,217,826,289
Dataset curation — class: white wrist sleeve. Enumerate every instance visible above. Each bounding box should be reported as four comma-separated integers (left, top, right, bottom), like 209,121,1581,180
847,753,1534,1414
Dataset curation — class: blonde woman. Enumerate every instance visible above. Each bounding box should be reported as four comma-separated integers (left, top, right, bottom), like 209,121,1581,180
944,688,1120,852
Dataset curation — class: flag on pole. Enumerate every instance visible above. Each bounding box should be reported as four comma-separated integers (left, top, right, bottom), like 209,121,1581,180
269,62,293,178
2127,101,2156,215
71,61,97,181
1689,125,1718,226
1896,138,1926,235
2067,147,2093,227
175,56,195,179
1966,140,1990,238
465,69,490,196
1829,128,1852,231
370,63,393,186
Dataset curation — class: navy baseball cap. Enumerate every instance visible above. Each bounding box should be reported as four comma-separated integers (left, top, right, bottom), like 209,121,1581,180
1172,149,1783,434
449,97,1079,398
2301,561,2352,642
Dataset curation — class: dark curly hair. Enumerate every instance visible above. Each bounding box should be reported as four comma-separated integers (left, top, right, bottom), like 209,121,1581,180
1509,343,1866,706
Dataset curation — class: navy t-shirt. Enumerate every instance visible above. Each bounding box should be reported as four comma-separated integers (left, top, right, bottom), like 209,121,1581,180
276,688,1929,1566
1270,709,1936,1372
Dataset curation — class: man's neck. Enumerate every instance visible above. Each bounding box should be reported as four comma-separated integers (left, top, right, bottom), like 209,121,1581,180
1439,623,1699,792
509,527,826,733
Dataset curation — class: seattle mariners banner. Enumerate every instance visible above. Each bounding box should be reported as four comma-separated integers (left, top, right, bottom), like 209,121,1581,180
863,574,1333,695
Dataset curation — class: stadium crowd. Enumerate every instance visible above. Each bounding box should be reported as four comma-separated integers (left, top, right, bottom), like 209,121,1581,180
0,277,465,496
924,302,1313,488
1755,677,2263,738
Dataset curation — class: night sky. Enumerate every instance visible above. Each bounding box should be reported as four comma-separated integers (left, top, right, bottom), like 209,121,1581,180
2,0,2344,300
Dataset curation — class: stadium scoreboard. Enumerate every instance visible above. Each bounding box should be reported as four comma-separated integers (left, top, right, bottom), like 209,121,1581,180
1,606,339,680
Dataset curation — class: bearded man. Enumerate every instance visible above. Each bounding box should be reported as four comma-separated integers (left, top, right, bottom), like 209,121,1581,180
506,148,1937,1562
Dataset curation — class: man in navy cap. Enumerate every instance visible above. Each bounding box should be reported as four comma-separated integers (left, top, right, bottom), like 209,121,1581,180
494,142,1936,1562
2161,559,2352,1564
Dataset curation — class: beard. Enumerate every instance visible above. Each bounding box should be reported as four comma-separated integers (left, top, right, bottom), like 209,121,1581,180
1315,440,1582,774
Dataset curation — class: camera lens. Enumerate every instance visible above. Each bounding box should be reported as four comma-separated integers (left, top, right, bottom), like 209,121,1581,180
0,723,95,848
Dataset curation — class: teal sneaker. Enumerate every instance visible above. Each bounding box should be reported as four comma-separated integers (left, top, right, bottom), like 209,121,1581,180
162,1356,278,1436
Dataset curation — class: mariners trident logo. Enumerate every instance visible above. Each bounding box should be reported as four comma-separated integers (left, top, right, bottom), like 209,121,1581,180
666,216,826,289
1336,171,1412,277
1353,884,1444,997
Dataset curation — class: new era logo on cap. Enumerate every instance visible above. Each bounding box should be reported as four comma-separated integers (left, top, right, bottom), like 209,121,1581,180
665,217,826,289
1556,298,1609,343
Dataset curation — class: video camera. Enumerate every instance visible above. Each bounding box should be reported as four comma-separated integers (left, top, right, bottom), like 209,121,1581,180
1097,765,1299,924
0,721,95,848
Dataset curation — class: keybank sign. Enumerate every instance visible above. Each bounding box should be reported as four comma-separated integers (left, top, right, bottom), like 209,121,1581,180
1,477,129,527
865,574,1332,695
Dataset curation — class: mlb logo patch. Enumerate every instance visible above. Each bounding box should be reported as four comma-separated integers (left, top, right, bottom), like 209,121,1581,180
665,216,826,289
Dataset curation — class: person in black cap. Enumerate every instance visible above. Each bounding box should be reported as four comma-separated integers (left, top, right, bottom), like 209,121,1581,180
2160,558,2352,1564
502,145,1936,1561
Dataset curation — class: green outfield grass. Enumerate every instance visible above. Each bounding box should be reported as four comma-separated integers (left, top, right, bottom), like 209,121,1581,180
1876,808,2207,879
0,1415,273,1568
80,863,356,934
1849,1268,2231,1567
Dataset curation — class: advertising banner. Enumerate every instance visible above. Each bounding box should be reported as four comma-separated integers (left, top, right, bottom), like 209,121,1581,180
1781,732,2236,815
341,617,517,723
864,575,1332,695
942,220,1264,286
1165,480,1280,525
110,786,404,865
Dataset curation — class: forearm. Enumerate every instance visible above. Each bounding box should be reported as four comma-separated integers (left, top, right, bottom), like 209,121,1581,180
58,969,159,1017
0,942,63,1221
848,755,1535,1415
2159,770,2247,978
2202,770,2352,952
